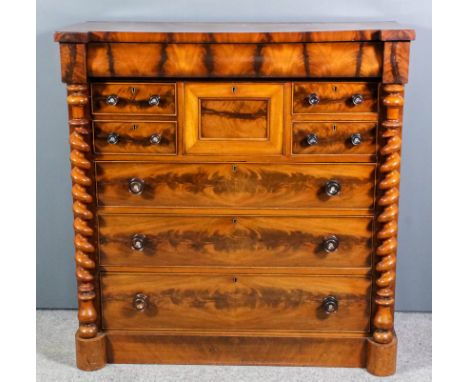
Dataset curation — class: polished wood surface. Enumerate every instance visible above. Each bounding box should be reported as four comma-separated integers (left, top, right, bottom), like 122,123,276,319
54,21,415,43
93,121,176,155
101,273,371,332
91,83,176,115
292,122,377,155
95,162,376,209
98,214,373,268
184,83,283,154
56,22,414,375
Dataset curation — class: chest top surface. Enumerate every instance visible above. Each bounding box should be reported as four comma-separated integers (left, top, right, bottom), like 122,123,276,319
54,21,415,43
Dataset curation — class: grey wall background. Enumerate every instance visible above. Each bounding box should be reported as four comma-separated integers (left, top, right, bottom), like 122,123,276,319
37,0,432,311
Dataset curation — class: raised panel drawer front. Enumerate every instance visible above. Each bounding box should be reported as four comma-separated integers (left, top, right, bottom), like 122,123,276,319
293,82,378,114
184,83,283,155
98,215,373,268
101,273,371,332
95,162,376,209
292,122,377,155
93,121,176,154
91,83,176,115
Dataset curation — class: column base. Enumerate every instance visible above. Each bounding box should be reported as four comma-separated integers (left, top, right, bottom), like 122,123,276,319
366,335,398,376
75,331,107,371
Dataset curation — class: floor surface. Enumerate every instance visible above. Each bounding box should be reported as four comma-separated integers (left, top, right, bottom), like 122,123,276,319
37,310,431,381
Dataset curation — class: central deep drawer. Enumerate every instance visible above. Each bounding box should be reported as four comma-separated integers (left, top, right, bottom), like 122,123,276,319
95,163,376,209
98,215,373,268
101,273,371,332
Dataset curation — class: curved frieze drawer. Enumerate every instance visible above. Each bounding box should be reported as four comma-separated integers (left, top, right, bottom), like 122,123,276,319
95,162,376,209
98,215,373,268
101,273,371,332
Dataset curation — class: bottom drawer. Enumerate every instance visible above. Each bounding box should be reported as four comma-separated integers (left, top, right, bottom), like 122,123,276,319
101,273,371,332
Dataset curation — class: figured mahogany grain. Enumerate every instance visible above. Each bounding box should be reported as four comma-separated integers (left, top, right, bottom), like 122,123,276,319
95,162,376,209
98,214,373,268
101,273,371,332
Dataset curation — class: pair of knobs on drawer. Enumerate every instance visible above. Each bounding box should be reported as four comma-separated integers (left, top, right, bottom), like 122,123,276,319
107,133,162,145
306,133,362,146
127,178,342,197
105,94,161,106
308,93,364,106
131,293,339,313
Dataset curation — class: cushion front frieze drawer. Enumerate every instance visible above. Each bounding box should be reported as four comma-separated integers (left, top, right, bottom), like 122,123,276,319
91,83,176,115
101,273,371,332
98,215,373,268
95,162,376,209
93,121,176,155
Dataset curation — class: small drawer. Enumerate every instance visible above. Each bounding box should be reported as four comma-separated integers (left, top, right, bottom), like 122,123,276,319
93,121,176,155
91,83,176,115
293,82,378,114
292,122,377,155
101,273,371,332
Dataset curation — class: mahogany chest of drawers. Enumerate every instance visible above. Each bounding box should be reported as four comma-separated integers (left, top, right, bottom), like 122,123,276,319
54,22,414,376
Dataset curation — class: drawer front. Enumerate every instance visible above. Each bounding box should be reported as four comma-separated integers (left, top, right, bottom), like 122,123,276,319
293,82,378,114
93,121,176,155
96,163,376,209
184,83,283,155
91,83,176,115
292,122,377,155
101,273,371,332
99,215,373,268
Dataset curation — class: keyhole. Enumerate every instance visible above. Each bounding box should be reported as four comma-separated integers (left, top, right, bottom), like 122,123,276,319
233,276,238,283
132,124,138,131
232,164,237,173
333,85,338,92
232,217,237,224
131,87,136,95
232,86,237,94
333,124,337,132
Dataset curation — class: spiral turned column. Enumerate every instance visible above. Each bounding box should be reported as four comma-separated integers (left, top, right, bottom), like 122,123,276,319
372,84,404,344
67,84,98,340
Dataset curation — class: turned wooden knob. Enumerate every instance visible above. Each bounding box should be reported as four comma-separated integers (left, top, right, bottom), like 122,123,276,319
322,296,338,314
106,132,120,145
133,293,148,311
148,95,161,106
325,180,341,196
350,133,362,146
105,94,119,106
351,94,364,105
323,235,339,253
131,234,146,251
308,93,320,105
306,133,318,146
128,178,144,195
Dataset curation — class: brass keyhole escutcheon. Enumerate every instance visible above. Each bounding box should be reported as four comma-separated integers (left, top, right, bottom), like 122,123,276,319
232,86,237,94
232,164,237,173
333,124,337,132
333,85,338,92
232,217,237,224
132,124,138,131
232,276,238,283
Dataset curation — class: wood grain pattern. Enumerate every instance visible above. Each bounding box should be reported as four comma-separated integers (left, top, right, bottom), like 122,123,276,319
383,42,411,84
93,121,176,155
101,273,371,332
106,331,367,366
293,82,378,114
98,215,373,268
60,44,87,83
55,21,415,43
184,83,283,154
86,43,383,79
91,83,176,115
292,122,377,155
95,162,376,209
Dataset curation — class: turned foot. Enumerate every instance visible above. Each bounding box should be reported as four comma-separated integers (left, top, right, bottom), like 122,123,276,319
75,332,107,371
366,335,398,376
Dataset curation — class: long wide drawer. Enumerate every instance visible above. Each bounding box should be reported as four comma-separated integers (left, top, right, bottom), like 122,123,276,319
101,273,371,332
98,215,373,268
95,163,376,209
